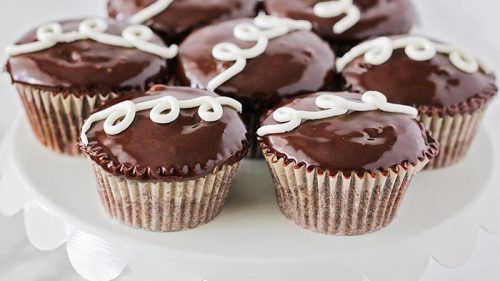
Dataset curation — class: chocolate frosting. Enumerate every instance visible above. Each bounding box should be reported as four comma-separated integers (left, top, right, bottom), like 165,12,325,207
264,0,417,43
177,18,336,110
80,85,249,181
5,19,170,96
342,48,498,115
260,92,438,174
108,0,259,43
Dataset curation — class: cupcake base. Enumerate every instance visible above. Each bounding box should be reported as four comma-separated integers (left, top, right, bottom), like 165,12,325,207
263,151,431,236
16,84,116,155
419,110,484,169
91,162,240,232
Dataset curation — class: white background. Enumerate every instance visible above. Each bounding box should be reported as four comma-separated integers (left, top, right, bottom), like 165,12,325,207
0,0,499,280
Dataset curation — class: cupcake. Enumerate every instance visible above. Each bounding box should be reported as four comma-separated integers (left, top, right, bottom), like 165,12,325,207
177,14,336,157
339,36,497,169
108,0,260,43
79,85,249,232
257,91,438,235
5,18,177,155
264,0,418,54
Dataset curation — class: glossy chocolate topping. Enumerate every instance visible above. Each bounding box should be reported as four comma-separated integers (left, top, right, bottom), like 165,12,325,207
81,85,249,181
264,0,417,43
342,48,498,114
5,19,169,96
260,93,438,173
177,18,336,110
108,0,259,43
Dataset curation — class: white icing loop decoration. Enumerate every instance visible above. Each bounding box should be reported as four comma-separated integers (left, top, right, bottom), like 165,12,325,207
337,36,492,74
207,14,312,93
5,18,178,59
80,96,242,145
256,91,418,137
122,25,178,58
103,101,137,136
393,37,437,61
313,0,361,34
148,96,181,124
130,0,174,24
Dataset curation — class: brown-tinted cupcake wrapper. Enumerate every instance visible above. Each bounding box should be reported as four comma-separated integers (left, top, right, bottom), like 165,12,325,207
419,110,485,169
263,152,431,236
16,84,117,155
91,161,240,232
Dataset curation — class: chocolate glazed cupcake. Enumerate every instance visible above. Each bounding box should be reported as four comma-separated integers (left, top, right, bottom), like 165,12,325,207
264,0,418,54
177,17,336,158
5,18,173,155
80,85,249,232
340,36,497,169
108,0,260,43
258,91,438,235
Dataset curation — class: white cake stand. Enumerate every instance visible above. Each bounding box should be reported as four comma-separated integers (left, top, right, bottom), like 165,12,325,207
1,111,499,281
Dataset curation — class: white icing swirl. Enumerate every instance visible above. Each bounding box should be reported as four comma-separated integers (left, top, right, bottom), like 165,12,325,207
256,91,418,137
207,14,312,93
5,18,178,58
337,36,492,74
130,0,174,24
81,95,242,145
313,0,361,34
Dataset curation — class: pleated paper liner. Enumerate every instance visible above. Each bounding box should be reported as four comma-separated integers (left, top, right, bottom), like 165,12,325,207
419,110,485,169
262,150,434,236
16,84,117,155
91,162,240,232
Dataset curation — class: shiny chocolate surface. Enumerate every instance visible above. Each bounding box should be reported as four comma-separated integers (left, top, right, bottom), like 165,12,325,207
108,0,260,43
82,86,249,181
342,48,497,114
177,18,336,110
264,0,417,43
260,92,438,172
5,19,170,95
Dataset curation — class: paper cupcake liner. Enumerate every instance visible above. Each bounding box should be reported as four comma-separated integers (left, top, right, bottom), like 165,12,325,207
16,84,117,155
263,152,431,236
90,161,240,232
419,110,485,169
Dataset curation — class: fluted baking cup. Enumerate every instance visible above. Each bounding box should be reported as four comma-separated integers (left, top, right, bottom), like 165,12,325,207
263,151,432,236
419,110,484,169
16,84,117,155
91,161,240,232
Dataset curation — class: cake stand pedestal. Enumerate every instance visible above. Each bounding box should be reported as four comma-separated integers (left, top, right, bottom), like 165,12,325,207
1,114,499,281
